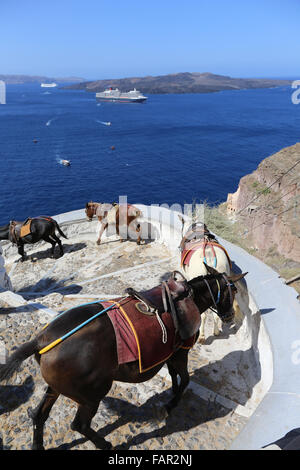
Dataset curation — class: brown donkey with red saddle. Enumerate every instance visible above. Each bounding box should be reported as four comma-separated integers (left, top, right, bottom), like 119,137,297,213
0,267,246,450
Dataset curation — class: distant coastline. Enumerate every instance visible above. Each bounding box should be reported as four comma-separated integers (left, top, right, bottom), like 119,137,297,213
63,72,292,95
0,74,85,85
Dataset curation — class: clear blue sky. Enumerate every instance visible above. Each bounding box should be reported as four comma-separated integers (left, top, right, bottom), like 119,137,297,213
1,0,299,80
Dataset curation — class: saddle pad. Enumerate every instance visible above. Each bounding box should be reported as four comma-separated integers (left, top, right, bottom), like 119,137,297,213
20,219,32,238
104,299,196,373
181,241,232,268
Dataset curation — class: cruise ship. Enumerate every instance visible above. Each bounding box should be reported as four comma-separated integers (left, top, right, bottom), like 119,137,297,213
41,82,57,88
96,88,147,103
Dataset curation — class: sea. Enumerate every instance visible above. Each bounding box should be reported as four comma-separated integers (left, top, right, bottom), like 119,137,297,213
0,83,299,224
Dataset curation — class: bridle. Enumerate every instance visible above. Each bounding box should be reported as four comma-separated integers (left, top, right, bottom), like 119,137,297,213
203,273,236,322
85,203,98,219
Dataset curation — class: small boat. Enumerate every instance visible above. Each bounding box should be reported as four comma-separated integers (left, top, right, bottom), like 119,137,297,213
61,159,71,166
41,82,57,88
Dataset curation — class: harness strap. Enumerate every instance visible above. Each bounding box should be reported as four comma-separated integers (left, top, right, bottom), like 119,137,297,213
162,282,179,333
181,240,232,269
203,278,219,313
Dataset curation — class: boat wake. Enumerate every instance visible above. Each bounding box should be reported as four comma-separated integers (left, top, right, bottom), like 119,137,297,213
96,120,111,126
46,118,57,127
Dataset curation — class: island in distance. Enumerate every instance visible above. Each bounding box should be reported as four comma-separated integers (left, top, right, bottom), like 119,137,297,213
0,74,85,84
64,72,292,94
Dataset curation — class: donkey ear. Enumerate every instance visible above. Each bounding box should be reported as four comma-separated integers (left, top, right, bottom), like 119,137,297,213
228,272,248,283
203,263,219,275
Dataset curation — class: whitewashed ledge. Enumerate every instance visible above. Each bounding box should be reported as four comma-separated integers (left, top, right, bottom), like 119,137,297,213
218,236,300,450
0,206,300,449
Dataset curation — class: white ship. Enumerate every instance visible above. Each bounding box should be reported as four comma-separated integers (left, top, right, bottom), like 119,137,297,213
96,88,147,103
41,82,57,88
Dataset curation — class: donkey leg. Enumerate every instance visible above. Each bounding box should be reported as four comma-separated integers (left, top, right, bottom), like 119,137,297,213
212,312,222,336
165,350,190,414
136,223,141,245
43,235,56,257
51,233,64,257
97,223,107,245
71,401,112,450
28,386,59,450
167,363,179,395
17,243,26,262
199,312,207,344
233,298,243,324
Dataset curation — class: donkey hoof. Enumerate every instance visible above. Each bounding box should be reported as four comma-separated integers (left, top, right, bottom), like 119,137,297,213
32,443,45,450
96,240,101,246
97,439,112,450
198,336,206,344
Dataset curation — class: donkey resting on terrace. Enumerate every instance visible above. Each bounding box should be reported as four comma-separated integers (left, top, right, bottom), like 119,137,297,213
85,202,142,245
0,267,247,450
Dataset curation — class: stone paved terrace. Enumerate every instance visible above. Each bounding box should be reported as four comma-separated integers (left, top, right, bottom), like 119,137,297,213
0,216,265,450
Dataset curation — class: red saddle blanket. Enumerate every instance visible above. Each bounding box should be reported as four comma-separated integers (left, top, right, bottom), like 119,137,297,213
103,299,196,373
181,241,232,268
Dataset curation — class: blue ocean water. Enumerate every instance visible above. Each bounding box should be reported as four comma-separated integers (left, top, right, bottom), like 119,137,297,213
0,83,299,224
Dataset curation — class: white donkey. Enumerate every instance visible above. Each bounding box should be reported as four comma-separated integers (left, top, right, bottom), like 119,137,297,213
179,222,243,343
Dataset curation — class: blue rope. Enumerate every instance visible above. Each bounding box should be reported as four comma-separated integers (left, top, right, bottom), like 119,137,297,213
59,303,116,342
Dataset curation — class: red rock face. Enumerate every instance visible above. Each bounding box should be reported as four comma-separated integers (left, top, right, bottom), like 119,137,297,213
226,143,300,262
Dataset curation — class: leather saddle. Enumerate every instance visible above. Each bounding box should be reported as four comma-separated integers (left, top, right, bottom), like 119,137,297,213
179,223,216,252
9,218,32,243
126,271,201,340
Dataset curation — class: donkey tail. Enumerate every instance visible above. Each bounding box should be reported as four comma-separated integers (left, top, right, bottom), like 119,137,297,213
54,220,68,239
0,339,38,383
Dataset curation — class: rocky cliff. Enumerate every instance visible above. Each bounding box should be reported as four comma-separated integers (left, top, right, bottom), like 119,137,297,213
226,143,300,281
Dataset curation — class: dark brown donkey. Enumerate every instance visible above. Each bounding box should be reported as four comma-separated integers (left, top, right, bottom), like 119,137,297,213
0,216,68,261
85,201,142,245
0,267,246,450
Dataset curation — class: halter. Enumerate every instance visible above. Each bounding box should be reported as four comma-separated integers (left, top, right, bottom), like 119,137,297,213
203,274,235,322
